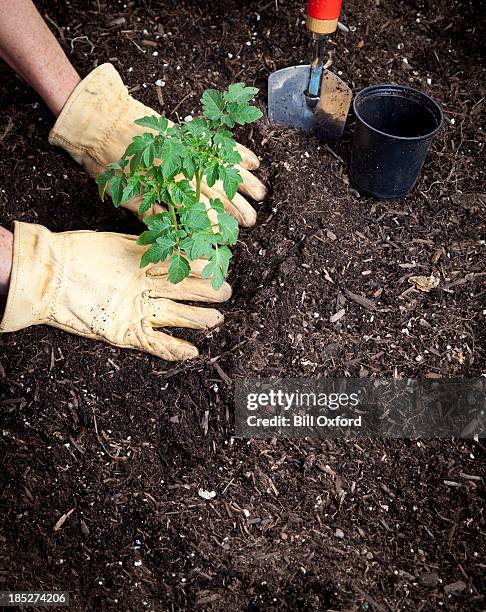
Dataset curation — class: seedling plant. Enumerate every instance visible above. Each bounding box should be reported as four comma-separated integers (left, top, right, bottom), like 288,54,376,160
96,83,263,289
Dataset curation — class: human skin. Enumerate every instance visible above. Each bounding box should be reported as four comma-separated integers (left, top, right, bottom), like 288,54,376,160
0,0,81,296
0,0,80,115
0,228,12,296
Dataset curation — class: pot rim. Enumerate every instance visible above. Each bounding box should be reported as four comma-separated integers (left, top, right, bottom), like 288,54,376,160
353,84,444,141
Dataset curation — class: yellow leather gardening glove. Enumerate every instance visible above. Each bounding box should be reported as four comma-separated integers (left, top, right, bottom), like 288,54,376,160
48,63,266,227
0,222,231,361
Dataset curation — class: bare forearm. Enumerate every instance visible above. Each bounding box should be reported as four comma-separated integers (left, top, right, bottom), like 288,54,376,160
0,0,81,115
0,227,13,295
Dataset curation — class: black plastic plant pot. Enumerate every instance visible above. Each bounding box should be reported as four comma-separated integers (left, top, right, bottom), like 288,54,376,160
349,84,443,200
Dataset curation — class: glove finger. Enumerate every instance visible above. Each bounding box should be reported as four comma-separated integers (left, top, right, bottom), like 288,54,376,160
145,272,232,303
236,165,268,201
139,320,199,361
143,296,224,329
235,142,260,170
200,182,257,228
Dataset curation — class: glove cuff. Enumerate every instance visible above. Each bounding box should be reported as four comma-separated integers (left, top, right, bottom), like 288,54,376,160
48,63,156,178
0,222,63,332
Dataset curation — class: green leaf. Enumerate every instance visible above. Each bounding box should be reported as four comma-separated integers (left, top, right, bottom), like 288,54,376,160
171,180,196,206
157,116,169,133
125,135,146,158
143,141,155,167
210,265,225,290
134,115,168,133
217,211,239,245
96,169,112,199
214,132,236,152
201,258,224,290
139,190,157,214
201,246,232,290
223,83,259,104
107,160,126,171
137,229,163,245
139,236,176,267
156,235,177,252
227,103,263,125
201,89,225,120
179,237,194,254
205,161,219,188
124,134,154,173
161,139,184,178
221,115,235,129
210,198,225,213
221,147,242,165
214,132,242,164
168,254,190,284
121,180,140,203
184,118,210,139
144,212,172,231
219,166,242,200
184,202,211,231
182,151,196,179
110,174,126,207
190,232,215,260
217,245,233,276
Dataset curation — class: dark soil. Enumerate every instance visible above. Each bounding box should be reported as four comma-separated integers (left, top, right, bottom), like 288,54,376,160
1,0,485,610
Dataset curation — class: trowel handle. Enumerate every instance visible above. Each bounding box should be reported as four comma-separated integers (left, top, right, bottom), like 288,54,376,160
306,0,342,35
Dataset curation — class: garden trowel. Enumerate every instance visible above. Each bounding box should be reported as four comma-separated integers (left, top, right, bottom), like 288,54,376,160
268,0,352,141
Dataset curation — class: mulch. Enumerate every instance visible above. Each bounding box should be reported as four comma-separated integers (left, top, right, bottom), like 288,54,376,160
0,0,485,609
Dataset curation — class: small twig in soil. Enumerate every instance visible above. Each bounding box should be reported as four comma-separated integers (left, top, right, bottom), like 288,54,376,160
125,34,146,54
344,289,376,311
0,397,26,405
211,361,232,386
155,86,164,109
323,144,344,164
0,117,13,143
170,92,192,117
70,36,95,54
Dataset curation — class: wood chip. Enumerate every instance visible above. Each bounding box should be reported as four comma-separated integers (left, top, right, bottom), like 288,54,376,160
330,309,346,323
344,289,376,311
196,593,221,605
80,519,90,537
53,507,75,531
444,580,467,594
408,275,440,292
459,472,482,482
106,16,126,27
420,571,439,588
0,397,26,405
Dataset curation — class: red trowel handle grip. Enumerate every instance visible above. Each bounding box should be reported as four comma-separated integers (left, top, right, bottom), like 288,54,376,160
306,0,342,35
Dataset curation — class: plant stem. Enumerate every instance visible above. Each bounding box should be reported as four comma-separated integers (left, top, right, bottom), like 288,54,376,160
194,167,202,204
167,196,180,250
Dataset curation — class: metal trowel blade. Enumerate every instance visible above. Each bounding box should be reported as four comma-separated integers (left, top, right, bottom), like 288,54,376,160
268,66,352,141
313,70,352,141
268,65,315,133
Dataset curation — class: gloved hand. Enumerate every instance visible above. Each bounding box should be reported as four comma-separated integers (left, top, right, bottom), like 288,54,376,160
48,63,266,227
0,222,230,360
